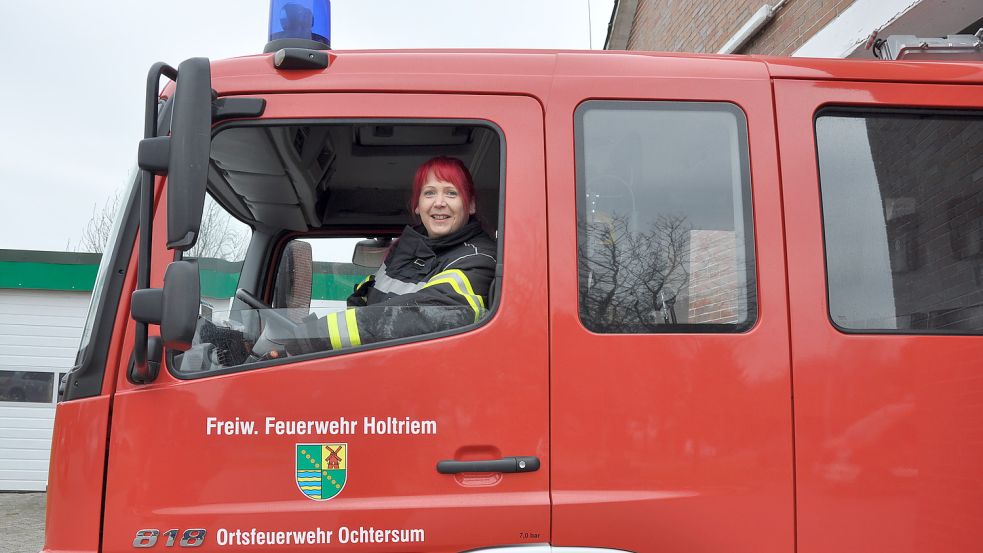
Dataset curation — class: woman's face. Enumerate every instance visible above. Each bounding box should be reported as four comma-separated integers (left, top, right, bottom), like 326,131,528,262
416,173,475,238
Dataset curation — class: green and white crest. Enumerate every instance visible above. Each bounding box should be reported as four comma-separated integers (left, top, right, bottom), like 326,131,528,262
295,443,348,501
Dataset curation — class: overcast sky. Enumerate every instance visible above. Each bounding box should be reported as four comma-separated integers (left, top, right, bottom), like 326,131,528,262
0,0,614,252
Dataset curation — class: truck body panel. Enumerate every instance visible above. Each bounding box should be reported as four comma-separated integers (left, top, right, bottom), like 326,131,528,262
43,49,983,552
776,78,983,553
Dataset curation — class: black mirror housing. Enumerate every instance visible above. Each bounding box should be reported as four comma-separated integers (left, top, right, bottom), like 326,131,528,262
129,260,199,354
167,57,212,251
160,261,200,351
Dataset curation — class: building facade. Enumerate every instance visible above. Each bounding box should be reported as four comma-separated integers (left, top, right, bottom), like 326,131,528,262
0,250,98,491
606,0,983,58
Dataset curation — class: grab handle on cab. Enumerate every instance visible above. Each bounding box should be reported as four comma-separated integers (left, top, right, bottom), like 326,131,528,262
436,456,540,474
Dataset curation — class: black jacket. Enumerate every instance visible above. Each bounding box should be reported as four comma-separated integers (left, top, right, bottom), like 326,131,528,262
290,220,496,353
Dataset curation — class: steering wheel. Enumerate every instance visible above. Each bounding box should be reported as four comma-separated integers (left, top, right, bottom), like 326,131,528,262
234,288,301,357
235,288,272,311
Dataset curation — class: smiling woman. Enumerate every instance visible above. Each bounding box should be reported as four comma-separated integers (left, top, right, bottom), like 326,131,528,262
413,156,477,238
288,155,497,356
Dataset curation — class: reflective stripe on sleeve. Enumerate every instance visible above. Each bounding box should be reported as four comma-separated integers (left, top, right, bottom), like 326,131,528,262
355,275,373,292
422,269,487,322
374,272,427,295
325,313,343,350
326,309,362,349
344,308,361,346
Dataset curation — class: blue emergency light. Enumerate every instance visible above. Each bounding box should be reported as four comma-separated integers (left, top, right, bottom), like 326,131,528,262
268,0,331,48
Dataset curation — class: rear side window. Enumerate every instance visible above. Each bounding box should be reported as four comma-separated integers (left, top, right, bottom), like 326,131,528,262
817,109,983,333
575,101,757,333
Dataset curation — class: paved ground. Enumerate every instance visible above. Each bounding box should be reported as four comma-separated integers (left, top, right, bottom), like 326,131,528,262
0,493,45,553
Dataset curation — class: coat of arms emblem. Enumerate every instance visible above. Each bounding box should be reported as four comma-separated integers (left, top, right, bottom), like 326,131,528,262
295,443,348,500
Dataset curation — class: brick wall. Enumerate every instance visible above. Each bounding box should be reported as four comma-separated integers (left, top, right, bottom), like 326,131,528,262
626,0,859,55
865,115,983,330
687,230,740,323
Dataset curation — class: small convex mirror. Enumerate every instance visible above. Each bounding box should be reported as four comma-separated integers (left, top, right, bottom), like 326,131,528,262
352,238,392,269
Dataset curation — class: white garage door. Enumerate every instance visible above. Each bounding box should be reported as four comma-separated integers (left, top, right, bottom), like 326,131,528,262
0,289,88,491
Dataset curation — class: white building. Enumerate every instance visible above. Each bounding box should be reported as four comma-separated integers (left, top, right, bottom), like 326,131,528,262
0,250,98,491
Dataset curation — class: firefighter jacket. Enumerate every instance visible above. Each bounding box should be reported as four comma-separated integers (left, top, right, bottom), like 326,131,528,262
288,220,496,354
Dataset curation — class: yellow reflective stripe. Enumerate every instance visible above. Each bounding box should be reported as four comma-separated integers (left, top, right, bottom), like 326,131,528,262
345,309,361,346
429,269,476,293
428,278,480,317
356,275,373,291
432,270,485,309
423,269,486,322
326,313,343,350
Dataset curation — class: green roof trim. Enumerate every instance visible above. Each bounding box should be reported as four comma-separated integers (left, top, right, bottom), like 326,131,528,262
0,250,370,300
0,260,100,291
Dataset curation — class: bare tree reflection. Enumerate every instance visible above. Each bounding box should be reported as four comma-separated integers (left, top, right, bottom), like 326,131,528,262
579,213,692,332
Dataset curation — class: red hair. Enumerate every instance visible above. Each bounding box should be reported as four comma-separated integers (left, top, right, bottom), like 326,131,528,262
411,156,475,213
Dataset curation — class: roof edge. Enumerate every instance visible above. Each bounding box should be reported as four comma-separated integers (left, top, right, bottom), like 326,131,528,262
606,0,639,50
0,249,101,265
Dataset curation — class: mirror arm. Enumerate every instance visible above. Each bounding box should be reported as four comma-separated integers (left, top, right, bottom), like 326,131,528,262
137,137,170,174
132,59,211,376
129,287,164,384
129,336,163,385
133,62,177,372
131,288,163,325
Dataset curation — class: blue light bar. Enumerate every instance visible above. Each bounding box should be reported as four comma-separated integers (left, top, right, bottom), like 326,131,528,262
269,0,331,47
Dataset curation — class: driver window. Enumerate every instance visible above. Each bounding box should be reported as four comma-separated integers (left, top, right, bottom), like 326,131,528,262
172,121,502,376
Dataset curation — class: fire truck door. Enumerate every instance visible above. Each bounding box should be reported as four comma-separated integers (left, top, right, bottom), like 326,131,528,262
100,92,549,552
776,79,983,553
546,60,795,552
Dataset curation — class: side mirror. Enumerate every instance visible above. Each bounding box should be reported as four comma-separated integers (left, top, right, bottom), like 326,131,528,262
131,260,201,353
167,57,212,251
352,238,392,269
273,241,314,322
132,57,266,380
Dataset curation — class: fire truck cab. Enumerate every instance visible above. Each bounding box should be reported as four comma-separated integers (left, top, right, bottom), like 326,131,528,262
44,29,983,553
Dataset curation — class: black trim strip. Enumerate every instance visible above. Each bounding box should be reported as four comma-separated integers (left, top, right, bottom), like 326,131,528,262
63,99,174,401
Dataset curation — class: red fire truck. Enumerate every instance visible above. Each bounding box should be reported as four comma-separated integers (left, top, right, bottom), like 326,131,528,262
44,4,983,552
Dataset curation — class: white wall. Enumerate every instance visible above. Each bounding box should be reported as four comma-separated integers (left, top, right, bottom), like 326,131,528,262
0,289,89,491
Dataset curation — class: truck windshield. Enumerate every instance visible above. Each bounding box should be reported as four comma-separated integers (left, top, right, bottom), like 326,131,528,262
75,166,138,364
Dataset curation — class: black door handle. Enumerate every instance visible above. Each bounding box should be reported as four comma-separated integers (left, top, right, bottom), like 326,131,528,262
436,456,540,474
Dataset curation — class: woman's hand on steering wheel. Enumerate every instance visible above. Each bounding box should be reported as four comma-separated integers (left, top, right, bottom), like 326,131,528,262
235,288,305,357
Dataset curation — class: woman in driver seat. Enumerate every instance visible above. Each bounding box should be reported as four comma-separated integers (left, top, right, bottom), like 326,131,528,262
288,156,497,355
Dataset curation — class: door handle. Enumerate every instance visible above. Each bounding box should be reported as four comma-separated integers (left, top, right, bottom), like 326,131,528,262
436,456,540,474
